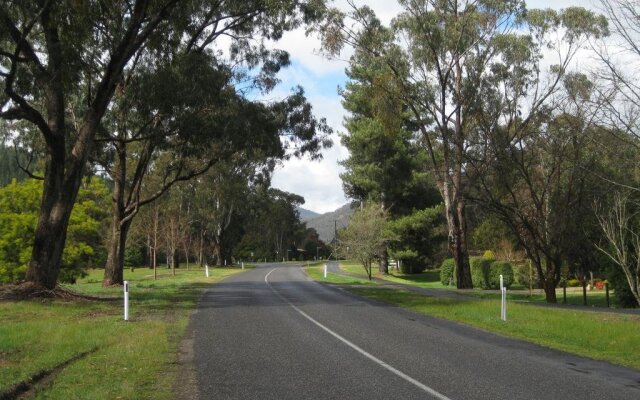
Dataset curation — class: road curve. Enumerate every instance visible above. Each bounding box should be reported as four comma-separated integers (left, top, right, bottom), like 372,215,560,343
188,263,640,400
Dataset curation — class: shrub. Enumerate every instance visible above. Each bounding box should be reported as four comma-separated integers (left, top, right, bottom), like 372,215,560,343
482,250,496,261
489,261,514,289
604,263,638,308
512,262,534,287
470,256,492,289
0,179,109,284
400,260,427,274
391,249,427,274
440,258,456,286
566,279,581,287
124,246,144,268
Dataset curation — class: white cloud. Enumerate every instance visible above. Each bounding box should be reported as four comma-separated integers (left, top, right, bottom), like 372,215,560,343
271,92,350,213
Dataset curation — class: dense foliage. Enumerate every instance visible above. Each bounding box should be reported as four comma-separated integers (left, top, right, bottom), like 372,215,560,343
0,179,109,283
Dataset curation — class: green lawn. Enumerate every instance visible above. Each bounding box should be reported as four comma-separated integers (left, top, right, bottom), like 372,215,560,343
338,261,448,288
0,266,243,399
463,287,613,308
305,264,374,286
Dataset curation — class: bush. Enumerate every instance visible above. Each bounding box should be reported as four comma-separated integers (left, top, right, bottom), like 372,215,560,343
604,263,638,308
566,279,581,287
124,246,144,268
470,256,492,289
0,179,109,284
513,262,533,287
440,258,456,286
489,261,514,289
400,260,427,274
482,250,496,261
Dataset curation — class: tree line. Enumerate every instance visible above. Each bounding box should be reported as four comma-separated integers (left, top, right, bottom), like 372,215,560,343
331,0,640,306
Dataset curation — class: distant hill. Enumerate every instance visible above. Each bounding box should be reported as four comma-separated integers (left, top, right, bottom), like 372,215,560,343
297,207,321,222
304,203,356,243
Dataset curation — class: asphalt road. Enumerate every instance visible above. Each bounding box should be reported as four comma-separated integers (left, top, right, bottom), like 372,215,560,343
188,263,640,400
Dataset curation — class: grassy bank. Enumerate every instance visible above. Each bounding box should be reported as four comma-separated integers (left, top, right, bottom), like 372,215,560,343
0,266,243,399
306,262,640,370
305,264,374,285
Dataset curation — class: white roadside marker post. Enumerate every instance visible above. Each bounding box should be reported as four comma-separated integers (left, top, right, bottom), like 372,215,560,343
324,263,327,278
124,281,129,321
500,274,507,321
205,263,209,278
242,262,244,270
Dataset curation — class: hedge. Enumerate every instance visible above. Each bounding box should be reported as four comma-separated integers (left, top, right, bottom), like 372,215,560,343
440,257,514,289
489,261,514,289
440,258,456,286
471,256,492,289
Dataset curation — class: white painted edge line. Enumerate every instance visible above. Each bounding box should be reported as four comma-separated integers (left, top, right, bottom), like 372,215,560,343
264,268,451,400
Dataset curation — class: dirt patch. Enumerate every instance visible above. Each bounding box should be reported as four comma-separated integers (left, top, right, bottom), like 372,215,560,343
0,348,97,400
0,349,20,368
173,325,199,400
79,310,120,319
0,282,115,302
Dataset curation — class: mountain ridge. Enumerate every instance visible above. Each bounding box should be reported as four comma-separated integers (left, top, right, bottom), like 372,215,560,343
300,203,356,243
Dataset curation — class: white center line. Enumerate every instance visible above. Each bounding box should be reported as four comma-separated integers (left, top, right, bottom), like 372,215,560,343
264,267,452,400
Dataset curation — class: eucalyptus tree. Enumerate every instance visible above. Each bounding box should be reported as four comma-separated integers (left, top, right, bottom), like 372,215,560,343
596,192,640,307
593,0,640,147
0,0,329,290
195,157,269,266
99,52,231,285
463,4,608,302
469,71,616,303
319,1,607,290
235,187,305,261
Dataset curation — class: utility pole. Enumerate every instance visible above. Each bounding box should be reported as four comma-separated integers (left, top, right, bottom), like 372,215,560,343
334,220,338,262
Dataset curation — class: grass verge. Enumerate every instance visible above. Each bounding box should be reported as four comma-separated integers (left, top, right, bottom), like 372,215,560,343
308,262,640,370
348,287,640,370
304,265,374,286
0,266,243,399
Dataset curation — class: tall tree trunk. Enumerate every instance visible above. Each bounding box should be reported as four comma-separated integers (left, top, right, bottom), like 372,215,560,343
451,37,472,290
103,219,132,286
146,233,152,268
453,196,472,289
378,247,388,274
25,123,89,289
153,247,157,280
183,240,190,271
543,279,558,303
442,181,473,289
25,165,76,289
542,257,559,303
103,144,129,287
198,229,205,267
171,250,176,276
212,241,222,266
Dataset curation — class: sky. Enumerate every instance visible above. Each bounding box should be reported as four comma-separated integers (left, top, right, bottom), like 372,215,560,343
269,0,598,214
